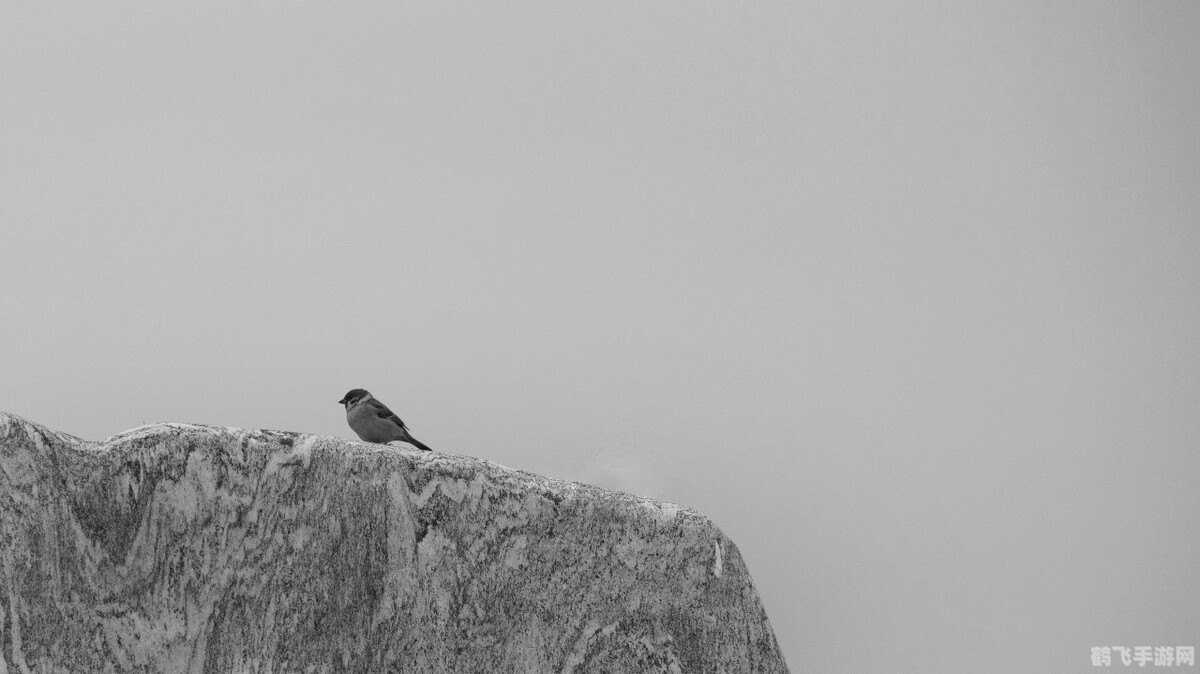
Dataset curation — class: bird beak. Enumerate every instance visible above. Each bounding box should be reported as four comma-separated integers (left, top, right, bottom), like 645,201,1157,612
338,398,346,405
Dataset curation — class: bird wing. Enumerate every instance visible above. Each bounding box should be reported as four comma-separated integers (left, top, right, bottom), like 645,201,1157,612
368,398,409,430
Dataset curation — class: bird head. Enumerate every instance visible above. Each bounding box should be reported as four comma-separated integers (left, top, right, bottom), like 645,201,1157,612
339,389,370,407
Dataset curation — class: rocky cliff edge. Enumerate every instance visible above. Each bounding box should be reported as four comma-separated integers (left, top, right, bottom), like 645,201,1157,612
0,412,787,673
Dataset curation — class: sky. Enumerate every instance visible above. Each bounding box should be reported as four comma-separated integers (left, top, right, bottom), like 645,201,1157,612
2,3,1199,672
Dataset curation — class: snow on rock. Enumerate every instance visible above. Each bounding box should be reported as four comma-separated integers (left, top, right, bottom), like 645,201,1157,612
0,412,788,673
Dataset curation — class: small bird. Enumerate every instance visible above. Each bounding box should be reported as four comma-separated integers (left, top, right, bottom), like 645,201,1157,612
338,388,433,451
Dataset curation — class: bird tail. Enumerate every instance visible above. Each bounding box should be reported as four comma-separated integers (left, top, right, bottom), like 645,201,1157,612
403,431,433,452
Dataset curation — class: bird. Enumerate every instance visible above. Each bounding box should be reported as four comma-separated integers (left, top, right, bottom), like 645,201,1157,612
338,388,433,451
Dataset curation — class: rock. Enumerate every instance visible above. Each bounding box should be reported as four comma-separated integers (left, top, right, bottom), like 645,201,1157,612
0,412,789,673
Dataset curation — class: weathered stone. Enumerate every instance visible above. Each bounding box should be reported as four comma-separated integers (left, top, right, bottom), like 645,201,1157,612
0,413,788,672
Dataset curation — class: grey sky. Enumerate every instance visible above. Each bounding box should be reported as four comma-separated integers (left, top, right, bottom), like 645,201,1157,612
3,4,1199,672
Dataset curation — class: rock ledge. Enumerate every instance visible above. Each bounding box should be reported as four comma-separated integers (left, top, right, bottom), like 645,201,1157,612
0,413,788,672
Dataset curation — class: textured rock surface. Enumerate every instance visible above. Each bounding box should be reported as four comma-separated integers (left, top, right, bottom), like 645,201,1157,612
0,412,788,673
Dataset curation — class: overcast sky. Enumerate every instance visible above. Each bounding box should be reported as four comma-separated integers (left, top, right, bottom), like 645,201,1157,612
3,3,1199,672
